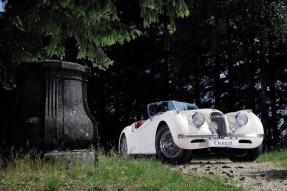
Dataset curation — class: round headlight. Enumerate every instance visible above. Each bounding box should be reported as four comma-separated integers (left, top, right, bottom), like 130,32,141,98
235,112,248,127
192,112,205,127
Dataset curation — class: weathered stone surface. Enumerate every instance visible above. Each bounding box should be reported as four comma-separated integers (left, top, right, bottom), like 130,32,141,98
44,149,96,164
4,60,98,151
42,61,96,148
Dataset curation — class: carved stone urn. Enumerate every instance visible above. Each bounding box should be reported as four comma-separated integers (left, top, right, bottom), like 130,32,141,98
6,60,98,153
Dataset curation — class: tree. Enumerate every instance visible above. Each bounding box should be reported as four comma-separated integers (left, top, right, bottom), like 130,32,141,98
0,0,189,70
0,0,190,147
173,0,287,148
87,0,287,148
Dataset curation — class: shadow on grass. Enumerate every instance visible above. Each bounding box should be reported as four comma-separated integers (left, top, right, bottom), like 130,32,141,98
251,169,287,180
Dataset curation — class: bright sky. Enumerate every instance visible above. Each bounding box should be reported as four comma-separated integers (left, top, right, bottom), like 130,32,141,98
0,2,4,12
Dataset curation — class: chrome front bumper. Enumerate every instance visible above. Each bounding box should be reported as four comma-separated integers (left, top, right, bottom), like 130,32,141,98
176,133,264,149
178,133,264,139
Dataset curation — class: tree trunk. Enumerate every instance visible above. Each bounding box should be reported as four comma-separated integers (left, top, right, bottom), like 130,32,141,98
268,39,280,143
213,51,221,108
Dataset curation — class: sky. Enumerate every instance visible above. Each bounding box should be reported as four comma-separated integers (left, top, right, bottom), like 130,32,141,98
0,2,4,12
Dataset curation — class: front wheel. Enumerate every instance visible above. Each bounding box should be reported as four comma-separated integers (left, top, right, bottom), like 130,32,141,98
227,145,262,162
155,124,192,164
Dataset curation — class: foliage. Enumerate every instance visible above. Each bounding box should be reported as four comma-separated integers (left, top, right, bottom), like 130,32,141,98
43,176,64,191
87,0,287,149
0,153,243,191
1,0,287,150
0,0,189,71
140,0,190,32
258,150,287,168
172,0,287,147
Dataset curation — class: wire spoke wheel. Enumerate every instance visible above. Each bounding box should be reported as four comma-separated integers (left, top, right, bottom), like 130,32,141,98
156,125,192,164
159,130,181,158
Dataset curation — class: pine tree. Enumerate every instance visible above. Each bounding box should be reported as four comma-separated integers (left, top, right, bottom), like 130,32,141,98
0,0,189,70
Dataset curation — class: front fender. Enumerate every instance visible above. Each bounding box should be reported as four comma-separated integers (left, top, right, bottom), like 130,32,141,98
225,110,264,135
172,110,214,148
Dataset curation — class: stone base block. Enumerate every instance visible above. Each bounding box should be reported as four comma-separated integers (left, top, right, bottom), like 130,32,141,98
44,149,96,165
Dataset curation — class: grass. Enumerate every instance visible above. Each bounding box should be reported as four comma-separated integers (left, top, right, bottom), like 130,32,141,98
0,153,243,191
257,149,287,168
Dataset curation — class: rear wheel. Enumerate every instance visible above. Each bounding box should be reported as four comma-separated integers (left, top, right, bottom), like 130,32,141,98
227,145,262,162
155,124,192,164
119,134,128,156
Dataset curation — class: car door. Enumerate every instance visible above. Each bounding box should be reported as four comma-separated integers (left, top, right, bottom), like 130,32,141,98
131,118,159,153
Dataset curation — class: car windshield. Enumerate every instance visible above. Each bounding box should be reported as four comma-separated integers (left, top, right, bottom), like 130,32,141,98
173,101,198,111
147,101,175,117
147,100,198,117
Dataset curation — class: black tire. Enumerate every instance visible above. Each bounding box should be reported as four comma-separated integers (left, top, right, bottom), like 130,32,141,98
119,134,128,156
155,124,192,164
227,145,262,162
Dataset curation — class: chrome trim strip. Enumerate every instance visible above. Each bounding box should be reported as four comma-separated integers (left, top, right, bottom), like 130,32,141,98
178,134,218,139
178,133,264,139
233,134,264,138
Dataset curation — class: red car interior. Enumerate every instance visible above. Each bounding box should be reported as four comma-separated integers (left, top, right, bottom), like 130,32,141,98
134,120,145,129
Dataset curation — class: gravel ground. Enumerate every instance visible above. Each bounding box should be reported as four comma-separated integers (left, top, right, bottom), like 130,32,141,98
174,160,287,191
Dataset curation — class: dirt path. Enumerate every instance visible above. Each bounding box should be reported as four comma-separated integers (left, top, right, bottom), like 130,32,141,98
175,160,287,191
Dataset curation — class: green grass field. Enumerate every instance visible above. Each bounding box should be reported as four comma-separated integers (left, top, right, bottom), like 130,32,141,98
257,149,287,168
0,153,242,191
1,149,286,191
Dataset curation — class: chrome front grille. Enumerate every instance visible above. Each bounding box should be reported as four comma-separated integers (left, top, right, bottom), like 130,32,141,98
210,112,227,138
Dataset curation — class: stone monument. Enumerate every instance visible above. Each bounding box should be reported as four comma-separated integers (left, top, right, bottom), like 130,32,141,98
5,60,98,162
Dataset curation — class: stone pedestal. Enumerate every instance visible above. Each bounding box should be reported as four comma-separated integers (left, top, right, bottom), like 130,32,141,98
44,149,97,165
5,60,98,153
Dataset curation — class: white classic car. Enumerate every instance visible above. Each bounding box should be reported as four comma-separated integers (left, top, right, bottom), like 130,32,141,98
119,100,264,164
